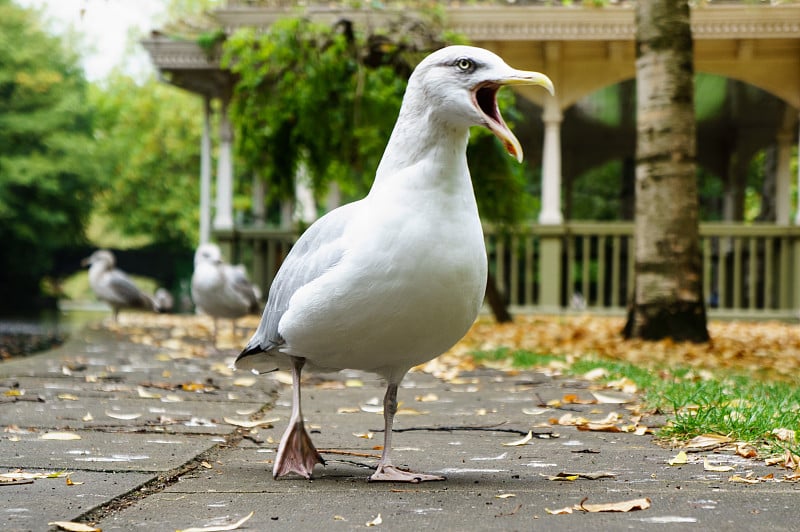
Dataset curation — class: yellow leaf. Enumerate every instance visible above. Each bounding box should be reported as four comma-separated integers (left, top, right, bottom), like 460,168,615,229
544,506,573,515
668,451,688,466
703,458,735,472
3,389,23,396
58,394,79,401
495,493,516,498
353,432,374,439
502,430,533,447
232,377,256,387
729,474,761,484
344,379,364,388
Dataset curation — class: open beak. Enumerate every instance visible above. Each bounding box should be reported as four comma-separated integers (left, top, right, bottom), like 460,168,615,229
473,70,555,163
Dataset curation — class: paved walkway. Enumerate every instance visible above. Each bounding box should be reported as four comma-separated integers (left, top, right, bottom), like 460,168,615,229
1,318,797,531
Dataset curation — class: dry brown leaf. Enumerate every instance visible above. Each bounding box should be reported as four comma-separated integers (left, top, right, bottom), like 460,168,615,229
771,428,796,443
177,511,254,532
577,422,622,433
223,417,279,428
578,497,651,513
684,433,732,451
562,393,596,405
47,522,100,532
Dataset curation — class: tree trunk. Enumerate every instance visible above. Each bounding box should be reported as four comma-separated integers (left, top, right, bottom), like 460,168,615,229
624,0,709,342
486,271,513,323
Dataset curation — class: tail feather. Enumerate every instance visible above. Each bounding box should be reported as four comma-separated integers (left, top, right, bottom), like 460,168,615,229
235,338,282,374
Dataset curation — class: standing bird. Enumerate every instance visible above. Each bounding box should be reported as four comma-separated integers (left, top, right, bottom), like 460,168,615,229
191,243,260,346
236,46,554,482
82,250,158,323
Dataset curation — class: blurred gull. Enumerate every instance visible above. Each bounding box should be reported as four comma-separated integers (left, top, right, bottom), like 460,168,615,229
191,243,260,346
82,249,158,322
235,46,554,482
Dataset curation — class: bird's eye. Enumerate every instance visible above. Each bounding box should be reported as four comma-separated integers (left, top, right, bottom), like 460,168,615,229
455,58,474,72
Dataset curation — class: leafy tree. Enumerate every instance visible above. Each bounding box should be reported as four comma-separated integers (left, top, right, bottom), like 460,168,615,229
0,0,98,310
91,74,202,248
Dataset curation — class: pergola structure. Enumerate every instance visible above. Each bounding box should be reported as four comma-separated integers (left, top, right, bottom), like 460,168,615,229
143,1,800,243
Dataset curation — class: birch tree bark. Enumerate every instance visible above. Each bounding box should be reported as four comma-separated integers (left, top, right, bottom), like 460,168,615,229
623,0,709,342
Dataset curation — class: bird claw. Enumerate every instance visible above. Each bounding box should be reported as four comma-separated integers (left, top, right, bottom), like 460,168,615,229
369,465,445,483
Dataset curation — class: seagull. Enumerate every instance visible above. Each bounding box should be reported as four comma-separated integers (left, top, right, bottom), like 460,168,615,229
236,45,554,482
82,250,158,322
191,243,261,346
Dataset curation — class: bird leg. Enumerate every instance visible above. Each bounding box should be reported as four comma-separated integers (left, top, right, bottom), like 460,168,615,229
369,382,445,483
273,356,325,479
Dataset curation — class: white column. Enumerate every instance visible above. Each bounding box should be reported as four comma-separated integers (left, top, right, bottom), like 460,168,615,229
294,162,318,224
776,131,791,225
252,172,266,225
213,99,234,230
539,96,563,225
199,96,212,245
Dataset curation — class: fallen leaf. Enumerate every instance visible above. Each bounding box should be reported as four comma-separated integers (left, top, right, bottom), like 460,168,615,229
576,422,622,433
57,393,79,401
502,430,533,447
735,443,758,458
200,461,213,469
3,389,23,396
729,474,761,484
578,497,651,513
365,514,382,527
222,417,279,428
47,522,100,532
668,451,688,466
40,432,82,441
547,474,579,481
337,407,360,414
522,407,551,415
544,506,573,515
353,432,374,439
105,411,142,420
591,390,634,404
177,511,255,532
582,367,609,381
495,493,516,499
82,412,93,422
65,477,84,486
703,458,735,472
562,393,596,405
771,428,796,443
415,393,439,402
684,433,732,451
232,377,256,387
345,379,364,388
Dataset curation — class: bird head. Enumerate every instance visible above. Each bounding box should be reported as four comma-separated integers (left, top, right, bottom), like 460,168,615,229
194,243,223,267
409,46,554,163
81,249,115,268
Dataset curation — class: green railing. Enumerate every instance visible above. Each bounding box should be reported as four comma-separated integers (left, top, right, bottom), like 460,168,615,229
216,222,800,320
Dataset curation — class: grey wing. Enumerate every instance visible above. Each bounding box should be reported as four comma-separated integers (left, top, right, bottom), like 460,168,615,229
106,270,154,309
225,264,260,311
236,201,359,366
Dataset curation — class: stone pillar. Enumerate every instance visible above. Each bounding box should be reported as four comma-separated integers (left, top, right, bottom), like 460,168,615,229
213,98,234,231
252,172,266,226
199,96,212,245
539,96,564,225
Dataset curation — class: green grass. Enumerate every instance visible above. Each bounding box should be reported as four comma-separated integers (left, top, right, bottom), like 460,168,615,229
472,348,800,457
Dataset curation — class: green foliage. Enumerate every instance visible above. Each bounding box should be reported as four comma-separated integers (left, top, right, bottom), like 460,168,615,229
90,75,202,248
222,15,532,223
0,0,98,308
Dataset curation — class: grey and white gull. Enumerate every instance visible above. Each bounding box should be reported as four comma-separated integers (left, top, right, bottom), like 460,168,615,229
82,249,158,322
236,45,554,482
191,243,260,346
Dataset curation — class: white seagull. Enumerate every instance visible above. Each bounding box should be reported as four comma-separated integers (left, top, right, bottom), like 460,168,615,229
191,243,260,346
82,250,158,322
236,46,554,482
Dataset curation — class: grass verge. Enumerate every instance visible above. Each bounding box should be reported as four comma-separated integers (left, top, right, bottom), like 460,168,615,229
472,347,800,457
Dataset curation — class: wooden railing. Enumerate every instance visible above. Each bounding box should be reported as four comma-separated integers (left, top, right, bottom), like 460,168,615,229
216,222,800,320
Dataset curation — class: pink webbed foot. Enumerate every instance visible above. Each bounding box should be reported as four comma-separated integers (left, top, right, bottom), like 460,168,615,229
273,421,325,479
369,464,445,483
